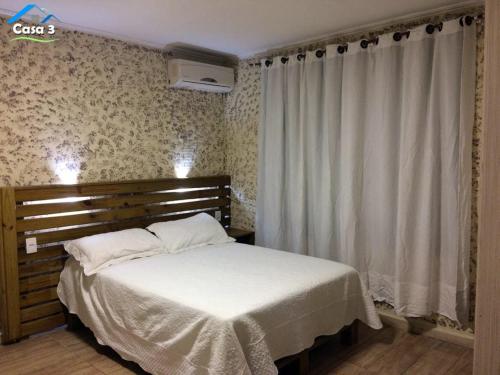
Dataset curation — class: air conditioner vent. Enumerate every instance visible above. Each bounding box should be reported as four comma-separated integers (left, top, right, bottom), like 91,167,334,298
167,59,234,93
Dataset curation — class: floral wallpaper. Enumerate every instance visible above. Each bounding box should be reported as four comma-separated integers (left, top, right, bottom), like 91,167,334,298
468,18,484,332
225,11,484,331
0,17,226,186
225,62,260,230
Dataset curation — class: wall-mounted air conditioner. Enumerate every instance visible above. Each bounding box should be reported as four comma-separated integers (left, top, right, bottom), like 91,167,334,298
167,59,234,93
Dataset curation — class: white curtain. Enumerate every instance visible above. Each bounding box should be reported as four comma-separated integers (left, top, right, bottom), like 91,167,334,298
256,19,476,324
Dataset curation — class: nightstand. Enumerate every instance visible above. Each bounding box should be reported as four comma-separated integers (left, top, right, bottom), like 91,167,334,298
226,228,255,245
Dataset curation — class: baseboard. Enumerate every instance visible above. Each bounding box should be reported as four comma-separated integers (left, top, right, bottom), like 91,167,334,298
377,308,475,349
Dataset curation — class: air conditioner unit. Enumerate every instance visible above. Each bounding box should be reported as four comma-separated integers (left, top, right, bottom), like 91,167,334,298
167,59,234,93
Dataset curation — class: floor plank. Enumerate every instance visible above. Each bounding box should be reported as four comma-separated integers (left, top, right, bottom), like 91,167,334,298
405,341,468,375
322,361,374,375
447,349,474,375
363,333,438,374
337,326,406,369
0,323,473,375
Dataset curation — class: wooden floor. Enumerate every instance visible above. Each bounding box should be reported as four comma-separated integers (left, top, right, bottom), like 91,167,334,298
0,323,473,375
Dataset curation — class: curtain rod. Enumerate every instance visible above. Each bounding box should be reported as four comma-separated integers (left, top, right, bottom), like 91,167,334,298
248,2,483,61
249,14,482,67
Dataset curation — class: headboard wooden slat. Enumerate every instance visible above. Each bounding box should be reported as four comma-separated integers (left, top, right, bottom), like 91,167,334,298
20,313,66,337
17,208,227,247
16,187,230,218
19,259,66,279
17,197,230,232
18,245,66,263
0,175,231,344
19,273,61,293
14,176,230,201
21,300,61,323
20,287,58,308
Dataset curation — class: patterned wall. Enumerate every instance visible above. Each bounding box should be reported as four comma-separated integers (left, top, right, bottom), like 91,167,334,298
225,13,484,330
0,18,226,186
225,62,260,230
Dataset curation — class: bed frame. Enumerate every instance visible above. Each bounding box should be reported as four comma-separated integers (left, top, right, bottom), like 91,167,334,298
0,175,231,344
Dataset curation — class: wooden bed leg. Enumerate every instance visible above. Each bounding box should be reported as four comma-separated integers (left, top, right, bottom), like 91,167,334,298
340,320,359,346
66,314,83,331
62,306,83,331
298,349,309,375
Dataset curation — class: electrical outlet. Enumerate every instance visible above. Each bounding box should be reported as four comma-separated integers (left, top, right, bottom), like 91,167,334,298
26,237,38,254
215,210,222,221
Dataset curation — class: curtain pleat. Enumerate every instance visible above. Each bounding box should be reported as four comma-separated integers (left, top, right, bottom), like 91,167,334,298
256,19,476,324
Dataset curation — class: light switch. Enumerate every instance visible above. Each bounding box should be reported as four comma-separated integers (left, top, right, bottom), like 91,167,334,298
215,210,222,221
26,237,37,254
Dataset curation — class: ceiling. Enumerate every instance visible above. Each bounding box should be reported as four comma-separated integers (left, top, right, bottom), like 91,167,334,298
0,0,481,58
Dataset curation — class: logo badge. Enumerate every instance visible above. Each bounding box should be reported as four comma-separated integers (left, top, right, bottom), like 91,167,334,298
8,3,60,43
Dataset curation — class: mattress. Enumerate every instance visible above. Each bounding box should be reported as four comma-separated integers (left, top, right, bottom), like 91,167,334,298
58,242,382,375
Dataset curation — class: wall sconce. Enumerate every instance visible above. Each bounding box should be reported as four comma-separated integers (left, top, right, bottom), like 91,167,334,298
52,159,79,184
174,148,195,179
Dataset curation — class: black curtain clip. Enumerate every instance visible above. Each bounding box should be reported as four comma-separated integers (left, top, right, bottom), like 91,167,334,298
426,22,443,34
360,37,379,49
337,44,348,54
393,31,410,42
460,15,474,27
315,49,326,58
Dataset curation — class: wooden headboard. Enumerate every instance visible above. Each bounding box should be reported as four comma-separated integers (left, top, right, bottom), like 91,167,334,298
0,175,231,344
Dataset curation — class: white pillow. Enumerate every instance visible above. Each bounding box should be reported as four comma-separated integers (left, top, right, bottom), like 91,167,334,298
147,213,234,253
65,228,164,276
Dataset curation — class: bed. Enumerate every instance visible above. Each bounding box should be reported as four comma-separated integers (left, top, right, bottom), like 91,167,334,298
58,241,381,375
0,175,381,375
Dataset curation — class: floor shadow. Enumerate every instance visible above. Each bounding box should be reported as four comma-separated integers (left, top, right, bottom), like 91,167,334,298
72,327,149,374
70,323,383,375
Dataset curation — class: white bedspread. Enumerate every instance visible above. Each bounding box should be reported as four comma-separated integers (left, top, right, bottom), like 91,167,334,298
58,242,381,375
